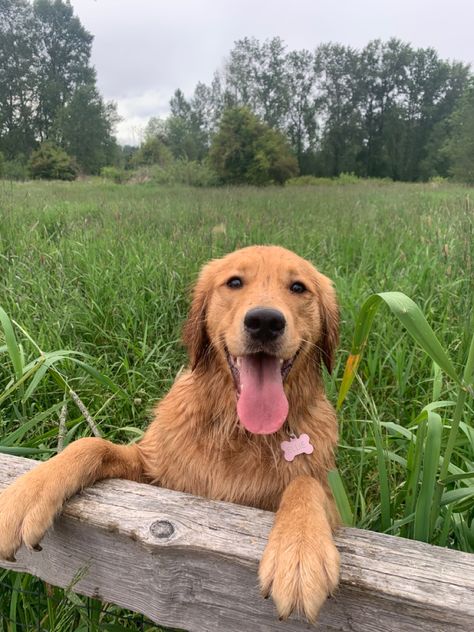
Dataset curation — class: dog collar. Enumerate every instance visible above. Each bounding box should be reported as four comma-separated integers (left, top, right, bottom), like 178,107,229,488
281,433,314,462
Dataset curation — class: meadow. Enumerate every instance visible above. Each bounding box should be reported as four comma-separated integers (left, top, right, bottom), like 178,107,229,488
0,179,473,630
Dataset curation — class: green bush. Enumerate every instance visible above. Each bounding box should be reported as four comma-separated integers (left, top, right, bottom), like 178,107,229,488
28,143,78,181
209,107,298,185
428,175,449,186
126,160,219,187
166,159,219,186
337,171,360,184
0,153,29,182
132,137,173,168
100,166,127,184
2,159,29,181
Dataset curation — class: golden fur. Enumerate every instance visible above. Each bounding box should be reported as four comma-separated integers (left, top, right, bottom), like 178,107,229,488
0,245,340,622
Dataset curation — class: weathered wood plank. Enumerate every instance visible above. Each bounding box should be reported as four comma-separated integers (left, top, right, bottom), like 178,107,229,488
0,454,473,631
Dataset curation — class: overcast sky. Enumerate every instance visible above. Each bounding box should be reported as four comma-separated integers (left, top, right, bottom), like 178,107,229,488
70,0,474,146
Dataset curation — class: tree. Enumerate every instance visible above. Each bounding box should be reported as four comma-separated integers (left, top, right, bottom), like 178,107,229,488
143,117,169,144
315,44,363,176
165,89,209,160
312,40,470,180
284,50,318,170
132,136,172,167
419,61,470,179
52,84,119,173
33,0,94,140
28,141,77,180
225,37,289,130
117,144,138,170
443,85,474,183
189,82,216,149
356,39,412,178
209,107,298,185
146,37,471,181
0,0,37,158
0,0,113,170
398,48,469,181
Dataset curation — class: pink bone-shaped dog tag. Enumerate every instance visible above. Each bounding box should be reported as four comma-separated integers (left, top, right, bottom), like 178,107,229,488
281,433,314,462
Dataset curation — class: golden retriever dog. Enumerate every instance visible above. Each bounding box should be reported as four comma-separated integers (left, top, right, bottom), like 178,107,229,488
0,245,340,623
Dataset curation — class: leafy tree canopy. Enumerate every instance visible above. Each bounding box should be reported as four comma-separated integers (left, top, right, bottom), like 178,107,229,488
28,141,77,180
209,106,298,185
158,37,472,182
0,0,118,174
444,84,474,183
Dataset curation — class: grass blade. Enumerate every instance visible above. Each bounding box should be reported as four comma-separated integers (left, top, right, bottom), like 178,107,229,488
69,358,129,400
0,357,46,406
328,469,354,526
402,416,427,537
0,446,53,456
1,402,64,447
413,411,442,542
0,305,23,381
337,292,461,409
371,408,391,533
441,487,474,507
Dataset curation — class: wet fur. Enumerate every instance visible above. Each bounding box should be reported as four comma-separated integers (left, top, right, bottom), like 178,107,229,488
0,245,340,622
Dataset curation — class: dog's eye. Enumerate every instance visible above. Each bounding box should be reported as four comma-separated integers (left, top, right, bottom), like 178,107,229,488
226,276,243,289
290,281,307,294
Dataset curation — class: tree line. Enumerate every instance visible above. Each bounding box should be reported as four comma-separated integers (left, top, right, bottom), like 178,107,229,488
1,1,473,183
144,37,474,183
0,0,117,176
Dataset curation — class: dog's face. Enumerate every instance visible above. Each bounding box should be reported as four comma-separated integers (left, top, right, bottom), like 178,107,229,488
183,246,338,435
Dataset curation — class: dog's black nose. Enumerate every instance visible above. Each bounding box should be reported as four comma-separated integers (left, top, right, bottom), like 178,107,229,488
244,308,286,342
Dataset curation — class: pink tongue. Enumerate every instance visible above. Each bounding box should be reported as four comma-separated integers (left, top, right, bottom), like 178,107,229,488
237,355,288,434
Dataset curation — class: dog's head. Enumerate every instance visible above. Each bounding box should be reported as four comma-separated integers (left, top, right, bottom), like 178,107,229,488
183,245,339,435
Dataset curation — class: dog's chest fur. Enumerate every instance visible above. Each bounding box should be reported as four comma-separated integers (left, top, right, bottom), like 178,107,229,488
137,372,337,512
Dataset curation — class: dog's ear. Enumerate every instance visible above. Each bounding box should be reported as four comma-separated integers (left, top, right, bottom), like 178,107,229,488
182,267,211,371
315,272,339,374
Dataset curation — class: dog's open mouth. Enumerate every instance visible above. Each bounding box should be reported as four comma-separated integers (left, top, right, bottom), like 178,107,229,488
226,350,295,435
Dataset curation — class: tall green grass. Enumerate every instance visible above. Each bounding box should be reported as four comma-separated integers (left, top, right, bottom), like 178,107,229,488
0,179,473,628
332,291,474,547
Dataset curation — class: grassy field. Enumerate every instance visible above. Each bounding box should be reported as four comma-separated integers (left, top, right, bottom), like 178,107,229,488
0,179,473,630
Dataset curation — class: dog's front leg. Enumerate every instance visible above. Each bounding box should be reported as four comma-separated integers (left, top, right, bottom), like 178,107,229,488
0,438,142,562
259,475,340,623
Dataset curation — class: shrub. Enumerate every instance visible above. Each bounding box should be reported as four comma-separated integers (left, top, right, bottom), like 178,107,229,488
100,166,127,184
134,165,166,184
28,143,78,181
3,159,29,181
428,175,449,187
132,137,173,168
125,160,219,187
209,107,298,185
337,172,360,184
166,160,219,187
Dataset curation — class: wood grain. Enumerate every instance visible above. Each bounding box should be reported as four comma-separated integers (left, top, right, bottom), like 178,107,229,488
1,454,473,631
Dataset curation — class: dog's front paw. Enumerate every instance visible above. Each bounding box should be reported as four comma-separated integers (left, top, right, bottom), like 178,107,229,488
259,527,340,623
0,470,61,561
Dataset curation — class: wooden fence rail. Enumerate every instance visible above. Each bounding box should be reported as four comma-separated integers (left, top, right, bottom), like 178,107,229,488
1,454,473,631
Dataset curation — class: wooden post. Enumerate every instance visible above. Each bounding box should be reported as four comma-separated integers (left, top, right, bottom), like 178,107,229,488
1,454,473,631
